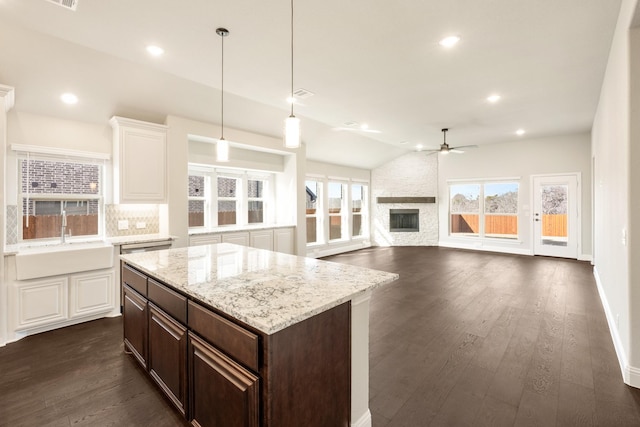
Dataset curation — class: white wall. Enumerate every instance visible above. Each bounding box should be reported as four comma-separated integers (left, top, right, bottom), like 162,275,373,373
592,0,640,387
438,133,592,258
370,152,438,246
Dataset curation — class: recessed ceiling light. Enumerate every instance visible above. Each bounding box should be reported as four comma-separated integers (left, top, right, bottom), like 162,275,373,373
439,36,460,48
487,94,501,103
60,93,78,105
146,45,164,57
516,129,526,136
416,144,424,151
360,123,369,130
399,141,409,145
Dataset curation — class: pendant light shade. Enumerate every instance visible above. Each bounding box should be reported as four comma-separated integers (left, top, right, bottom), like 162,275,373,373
285,115,300,148
216,27,230,162
216,138,229,162
284,0,300,148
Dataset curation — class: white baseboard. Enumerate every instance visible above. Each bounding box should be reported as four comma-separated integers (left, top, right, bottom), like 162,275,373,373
438,240,532,256
578,253,593,262
351,409,372,427
592,266,639,387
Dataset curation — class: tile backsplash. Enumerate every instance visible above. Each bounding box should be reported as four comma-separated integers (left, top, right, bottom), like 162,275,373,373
105,204,160,237
6,205,18,245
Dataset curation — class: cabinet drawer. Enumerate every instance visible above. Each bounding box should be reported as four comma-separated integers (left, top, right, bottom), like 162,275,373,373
148,278,187,324
122,264,147,296
188,301,259,372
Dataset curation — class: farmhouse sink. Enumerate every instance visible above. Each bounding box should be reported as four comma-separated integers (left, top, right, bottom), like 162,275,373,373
15,241,114,280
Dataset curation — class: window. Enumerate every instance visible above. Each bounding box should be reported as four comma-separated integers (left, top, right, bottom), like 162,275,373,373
247,178,266,224
188,173,208,227
20,157,103,241
305,180,322,244
450,184,480,237
217,176,239,226
484,182,518,239
449,181,519,240
328,182,346,241
352,183,368,238
188,165,274,229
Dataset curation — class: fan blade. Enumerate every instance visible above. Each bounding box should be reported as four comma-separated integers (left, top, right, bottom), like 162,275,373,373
450,149,465,154
451,145,478,150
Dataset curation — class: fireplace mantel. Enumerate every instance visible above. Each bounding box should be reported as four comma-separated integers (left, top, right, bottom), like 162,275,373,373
376,197,436,204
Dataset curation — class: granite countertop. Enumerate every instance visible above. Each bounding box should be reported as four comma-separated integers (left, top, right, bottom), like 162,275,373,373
4,234,175,256
120,243,399,335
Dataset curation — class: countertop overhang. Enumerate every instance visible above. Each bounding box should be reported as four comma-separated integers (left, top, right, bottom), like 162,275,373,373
120,243,399,335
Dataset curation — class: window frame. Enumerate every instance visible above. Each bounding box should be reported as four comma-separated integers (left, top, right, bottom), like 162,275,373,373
305,179,323,245
17,153,105,243
351,182,369,238
448,179,520,241
188,164,275,230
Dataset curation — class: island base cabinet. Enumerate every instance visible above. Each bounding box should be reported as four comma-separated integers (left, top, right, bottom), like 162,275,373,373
188,332,259,427
123,285,147,369
148,304,188,417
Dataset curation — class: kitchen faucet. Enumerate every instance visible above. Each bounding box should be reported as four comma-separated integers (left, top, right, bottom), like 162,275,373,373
61,210,68,243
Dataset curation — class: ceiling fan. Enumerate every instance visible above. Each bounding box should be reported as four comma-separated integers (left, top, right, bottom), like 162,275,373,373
425,128,477,154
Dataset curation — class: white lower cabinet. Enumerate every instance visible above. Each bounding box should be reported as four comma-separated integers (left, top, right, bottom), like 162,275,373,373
12,277,69,330
70,270,115,319
250,230,274,251
274,227,295,254
191,227,296,254
222,231,250,246
10,268,116,336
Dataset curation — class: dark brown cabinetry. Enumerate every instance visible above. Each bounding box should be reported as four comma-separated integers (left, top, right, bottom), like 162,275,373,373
123,285,147,368
189,332,259,427
121,261,350,427
148,303,188,416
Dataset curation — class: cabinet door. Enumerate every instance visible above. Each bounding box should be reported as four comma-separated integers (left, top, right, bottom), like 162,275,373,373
189,333,259,427
110,116,168,204
69,270,115,318
148,304,188,417
123,285,148,369
222,232,250,247
11,277,68,330
273,227,295,254
190,234,222,246
249,230,273,251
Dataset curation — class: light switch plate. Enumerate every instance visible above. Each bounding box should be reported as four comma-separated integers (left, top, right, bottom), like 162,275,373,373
118,220,129,230
136,221,146,229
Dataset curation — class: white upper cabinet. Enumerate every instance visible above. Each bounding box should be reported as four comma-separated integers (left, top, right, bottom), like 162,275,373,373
110,116,168,204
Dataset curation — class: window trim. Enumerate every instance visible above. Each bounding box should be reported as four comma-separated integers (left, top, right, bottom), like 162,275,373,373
17,153,105,243
448,179,520,241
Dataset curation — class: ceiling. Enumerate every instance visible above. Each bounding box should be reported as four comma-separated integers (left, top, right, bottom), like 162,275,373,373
0,0,622,169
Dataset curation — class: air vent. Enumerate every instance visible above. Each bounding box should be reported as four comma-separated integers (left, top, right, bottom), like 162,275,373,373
44,0,78,11
293,88,314,99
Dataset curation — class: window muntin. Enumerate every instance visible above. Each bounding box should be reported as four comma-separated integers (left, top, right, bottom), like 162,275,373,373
328,182,346,241
20,157,103,241
305,180,321,244
449,181,519,240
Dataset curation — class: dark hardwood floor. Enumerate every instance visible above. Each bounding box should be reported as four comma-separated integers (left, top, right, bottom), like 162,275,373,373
1,247,639,426
324,247,640,426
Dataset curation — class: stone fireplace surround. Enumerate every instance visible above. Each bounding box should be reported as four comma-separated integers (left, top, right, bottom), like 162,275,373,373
371,152,439,246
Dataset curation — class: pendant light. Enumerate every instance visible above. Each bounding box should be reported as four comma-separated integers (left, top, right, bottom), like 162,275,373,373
284,0,301,148
216,27,230,162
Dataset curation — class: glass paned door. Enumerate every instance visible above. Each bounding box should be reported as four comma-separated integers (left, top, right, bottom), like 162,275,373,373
533,175,578,258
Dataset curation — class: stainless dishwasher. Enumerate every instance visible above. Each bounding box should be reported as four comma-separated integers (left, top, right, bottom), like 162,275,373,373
120,239,172,254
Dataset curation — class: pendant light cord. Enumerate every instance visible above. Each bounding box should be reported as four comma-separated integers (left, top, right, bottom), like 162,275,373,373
221,31,225,139
290,0,294,117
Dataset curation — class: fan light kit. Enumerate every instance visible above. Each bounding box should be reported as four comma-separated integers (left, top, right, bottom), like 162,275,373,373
424,128,478,154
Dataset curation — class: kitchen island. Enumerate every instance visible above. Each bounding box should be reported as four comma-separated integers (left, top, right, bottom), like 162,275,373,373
120,243,398,427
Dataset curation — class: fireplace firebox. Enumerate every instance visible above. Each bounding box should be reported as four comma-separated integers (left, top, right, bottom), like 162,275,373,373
389,209,419,232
